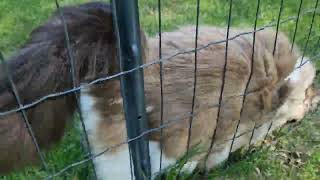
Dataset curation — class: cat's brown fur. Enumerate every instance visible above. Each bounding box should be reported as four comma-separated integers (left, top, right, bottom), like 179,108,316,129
143,26,300,165
0,2,120,174
90,26,318,177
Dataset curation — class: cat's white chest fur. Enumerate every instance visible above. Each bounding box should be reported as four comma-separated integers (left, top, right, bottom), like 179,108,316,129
80,90,189,180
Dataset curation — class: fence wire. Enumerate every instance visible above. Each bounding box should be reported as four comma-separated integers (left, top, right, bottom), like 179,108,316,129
229,0,261,162
204,0,234,170
291,0,304,52
54,0,98,179
185,0,201,165
0,49,48,171
157,0,165,175
1,0,320,179
300,0,319,66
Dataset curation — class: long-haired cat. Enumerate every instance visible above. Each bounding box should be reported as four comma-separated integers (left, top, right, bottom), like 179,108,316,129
0,2,318,180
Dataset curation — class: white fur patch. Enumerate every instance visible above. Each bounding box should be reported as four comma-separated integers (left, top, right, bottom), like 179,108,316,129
181,161,198,173
149,141,176,178
146,105,154,114
80,89,132,180
287,57,315,86
206,144,230,169
80,89,177,179
91,141,177,180
95,144,133,180
80,88,101,140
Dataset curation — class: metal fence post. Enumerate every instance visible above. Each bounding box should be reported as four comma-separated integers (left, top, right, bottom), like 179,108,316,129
112,1,151,179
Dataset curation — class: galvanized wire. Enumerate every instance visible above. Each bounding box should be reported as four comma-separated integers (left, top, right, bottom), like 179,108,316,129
300,0,319,66
175,1,202,178
263,0,284,141
291,0,303,52
55,1,97,178
227,0,261,162
186,0,201,158
272,0,285,56
158,0,165,174
203,0,234,170
0,52,48,171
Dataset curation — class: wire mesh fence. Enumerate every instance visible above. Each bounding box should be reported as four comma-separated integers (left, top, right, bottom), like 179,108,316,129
0,0,320,179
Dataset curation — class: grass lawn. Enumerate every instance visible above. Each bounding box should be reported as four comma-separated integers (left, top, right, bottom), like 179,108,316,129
0,0,320,179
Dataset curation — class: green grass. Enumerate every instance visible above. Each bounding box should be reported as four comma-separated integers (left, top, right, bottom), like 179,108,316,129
1,0,320,179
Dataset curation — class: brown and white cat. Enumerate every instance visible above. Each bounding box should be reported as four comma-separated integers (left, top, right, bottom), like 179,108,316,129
0,2,318,179
80,26,319,179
